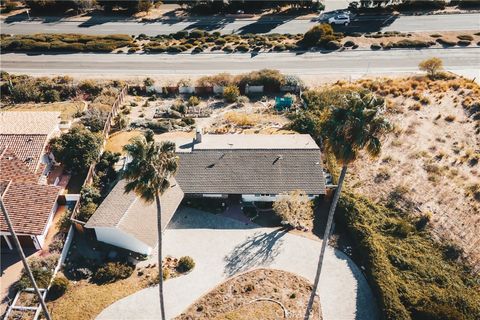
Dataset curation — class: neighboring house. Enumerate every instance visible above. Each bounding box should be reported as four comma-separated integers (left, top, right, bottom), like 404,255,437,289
0,112,63,250
85,179,184,255
176,133,326,202
0,148,60,250
0,111,62,184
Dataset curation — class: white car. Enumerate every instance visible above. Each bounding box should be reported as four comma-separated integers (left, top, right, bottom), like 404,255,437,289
328,14,350,26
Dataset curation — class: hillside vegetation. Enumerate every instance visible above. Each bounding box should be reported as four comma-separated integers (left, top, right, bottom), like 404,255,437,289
337,192,480,320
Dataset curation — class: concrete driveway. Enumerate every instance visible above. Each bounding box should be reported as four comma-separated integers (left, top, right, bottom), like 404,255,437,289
97,207,379,320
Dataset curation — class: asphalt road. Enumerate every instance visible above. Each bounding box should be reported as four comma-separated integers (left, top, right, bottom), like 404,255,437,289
1,13,479,36
2,48,479,79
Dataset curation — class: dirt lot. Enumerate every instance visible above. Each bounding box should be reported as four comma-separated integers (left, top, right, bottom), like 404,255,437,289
176,268,321,320
342,75,480,268
0,101,86,120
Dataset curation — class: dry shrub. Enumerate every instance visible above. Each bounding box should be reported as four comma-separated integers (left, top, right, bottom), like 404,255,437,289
224,112,258,127
444,115,456,122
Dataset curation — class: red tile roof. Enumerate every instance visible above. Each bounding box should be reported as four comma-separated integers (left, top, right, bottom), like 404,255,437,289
0,182,60,235
0,134,48,173
0,149,60,236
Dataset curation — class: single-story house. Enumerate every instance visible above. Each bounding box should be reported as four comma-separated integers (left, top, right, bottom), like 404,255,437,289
85,179,184,255
84,133,325,255
0,148,60,250
175,133,326,202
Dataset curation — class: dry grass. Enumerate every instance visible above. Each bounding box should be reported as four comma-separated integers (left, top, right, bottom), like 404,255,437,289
47,271,154,320
345,75,480,268
1,101,86,120
176,269,321,320
213,301,284,320
223,112,260,127
104,130,142,154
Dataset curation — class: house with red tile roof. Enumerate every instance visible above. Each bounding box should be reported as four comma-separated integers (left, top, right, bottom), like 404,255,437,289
0,112,63,250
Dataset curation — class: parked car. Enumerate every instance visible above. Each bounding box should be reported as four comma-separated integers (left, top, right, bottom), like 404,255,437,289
328,14,350,25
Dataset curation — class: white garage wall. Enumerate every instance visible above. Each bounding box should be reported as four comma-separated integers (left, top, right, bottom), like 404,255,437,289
94,227,152,255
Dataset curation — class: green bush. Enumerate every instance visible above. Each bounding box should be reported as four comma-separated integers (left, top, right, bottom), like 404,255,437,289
325,40,342,50
336,192,480,320
48,276,69,300
300,24,339,47
436,38,456,47
93,262,134,283
77,202,98,222
223,85,240,103
457,34,474,41
235,44,249,52
344,40,355,47
371,43,382,50
177,256,195,273
15,268,53,291
457,40,471,46
189,29,205,39
182,117,195,125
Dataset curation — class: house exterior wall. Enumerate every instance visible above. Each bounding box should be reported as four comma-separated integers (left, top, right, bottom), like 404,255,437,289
94,227,152,255
241,193,318,202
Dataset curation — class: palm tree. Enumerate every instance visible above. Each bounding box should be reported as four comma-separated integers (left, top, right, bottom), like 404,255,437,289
306,90,391,319
122,132,178,320
0,190,52,320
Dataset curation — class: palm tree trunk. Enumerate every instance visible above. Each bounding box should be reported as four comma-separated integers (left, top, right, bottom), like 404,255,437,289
305,165,348,320
155,192,166,320
0,195,52,320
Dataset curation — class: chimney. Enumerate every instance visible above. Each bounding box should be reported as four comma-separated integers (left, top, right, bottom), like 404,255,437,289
195,127,202,143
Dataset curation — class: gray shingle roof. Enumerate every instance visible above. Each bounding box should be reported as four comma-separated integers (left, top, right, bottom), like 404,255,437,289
176,149,326,195
85,178,184,247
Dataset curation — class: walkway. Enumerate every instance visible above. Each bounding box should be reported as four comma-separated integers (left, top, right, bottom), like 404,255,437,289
97,207,379,320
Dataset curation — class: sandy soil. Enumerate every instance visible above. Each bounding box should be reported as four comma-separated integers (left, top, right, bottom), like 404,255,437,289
344,75,480,269
176,268,321,320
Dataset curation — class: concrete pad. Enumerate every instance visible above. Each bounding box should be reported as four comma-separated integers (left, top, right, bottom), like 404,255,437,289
97,208,379,320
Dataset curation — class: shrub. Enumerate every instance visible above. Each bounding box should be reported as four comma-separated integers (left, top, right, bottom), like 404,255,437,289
371,43,381,50
77,202,98,222
457,40,471,46
236,44,249,52
79,80,102,96
343,40,355,47
182,117,195,125
436,38,456,47
93,262,134,283
188,96,200,106
325,40,342,50
457,34,474,41
43,89,61,102
419,57,443,78
300,23,338,47
273,190,313,228
223,85,240,103
48,276,69,300
145,120,171,133
81,109,108,132
16,268,53,291
214,38,227,45
189,29,205,39
177,256,195,273
273,44,286,51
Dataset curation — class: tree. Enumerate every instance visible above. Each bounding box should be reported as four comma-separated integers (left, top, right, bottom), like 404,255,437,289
0,197,52,320
137,0,152,13
223,85,240,103
273,190,313,228
50,125,102,173
305,89,391,319
122,132,178,320
418,57,443,78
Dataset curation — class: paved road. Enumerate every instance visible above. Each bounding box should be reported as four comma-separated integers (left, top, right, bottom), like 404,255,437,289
2,48,479,79
1,13,478,36
96,208,379,320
